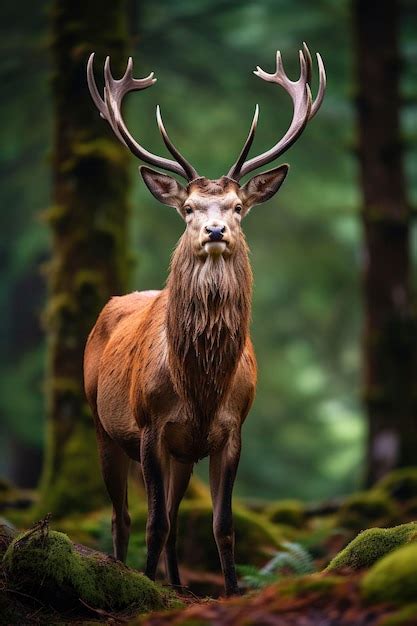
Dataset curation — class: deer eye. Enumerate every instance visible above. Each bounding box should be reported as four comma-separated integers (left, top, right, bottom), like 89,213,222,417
184,205,193,215
235,204,243,214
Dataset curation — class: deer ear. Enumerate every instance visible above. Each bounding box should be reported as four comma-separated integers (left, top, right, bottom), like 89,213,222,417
140,166,187,209
241,164,289,208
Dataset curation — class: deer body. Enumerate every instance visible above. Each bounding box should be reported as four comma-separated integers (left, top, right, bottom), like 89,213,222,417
85,46,325,595
86,243,256,465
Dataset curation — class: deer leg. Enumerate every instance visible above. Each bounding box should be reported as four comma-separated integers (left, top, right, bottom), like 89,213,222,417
141,428,169,580
164,459,193,588
94,416,131,563
209,434,241,597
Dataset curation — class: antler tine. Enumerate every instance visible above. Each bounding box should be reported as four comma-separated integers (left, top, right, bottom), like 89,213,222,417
310,51,326,119
302,42,313,87
302,43,326,119
227,105,259,180
87,53,197,181
156,106,199,181
228,45,325,182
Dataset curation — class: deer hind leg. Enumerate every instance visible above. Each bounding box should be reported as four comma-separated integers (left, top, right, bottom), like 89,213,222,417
140,428,170,580
94,416,131,563
164,459,193,588
209,434,241,597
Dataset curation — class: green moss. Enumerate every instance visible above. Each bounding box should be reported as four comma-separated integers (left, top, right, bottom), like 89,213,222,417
265,500,306,528
43,293,78,331
362,543,417,605
326,522,417,571
70,138,128,168
38,421,106,518
3,527,175,613
376,468,417,503
279,574,344,597
337,490,398,531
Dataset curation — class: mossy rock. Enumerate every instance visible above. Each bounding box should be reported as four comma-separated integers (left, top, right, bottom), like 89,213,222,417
3,526,177,613
326,522,417,571
179,501,282,571
278,573,344,598
362,543,417,605
132,501,282,573
337,490,398,531
265,499,306,528
376,468,417,503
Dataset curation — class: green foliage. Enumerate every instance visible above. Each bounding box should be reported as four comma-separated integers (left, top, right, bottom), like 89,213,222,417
3,526,176,613
238,540,315,589
2,0,416,504
0,0,365,502
132,0,366,500
326,522,417,571
361,543,417,605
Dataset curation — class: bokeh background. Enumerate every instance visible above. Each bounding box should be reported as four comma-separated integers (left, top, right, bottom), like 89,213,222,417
1,0,416,509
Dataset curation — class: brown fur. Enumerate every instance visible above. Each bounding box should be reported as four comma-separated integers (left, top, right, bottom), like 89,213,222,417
166,230,252,436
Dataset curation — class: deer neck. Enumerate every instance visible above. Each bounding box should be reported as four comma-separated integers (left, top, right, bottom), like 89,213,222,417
166,234,252,425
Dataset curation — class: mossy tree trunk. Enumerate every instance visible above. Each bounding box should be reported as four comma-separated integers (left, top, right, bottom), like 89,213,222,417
353,0,417,485
40,1,132,516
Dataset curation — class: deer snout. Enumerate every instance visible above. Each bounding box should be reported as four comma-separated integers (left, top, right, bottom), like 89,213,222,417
205,225,226,241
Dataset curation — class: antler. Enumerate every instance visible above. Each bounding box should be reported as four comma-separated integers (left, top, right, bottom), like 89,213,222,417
228,43,326,181
87,53,199,181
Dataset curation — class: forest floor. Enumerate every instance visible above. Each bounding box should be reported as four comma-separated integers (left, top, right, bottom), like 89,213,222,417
2,468,417,624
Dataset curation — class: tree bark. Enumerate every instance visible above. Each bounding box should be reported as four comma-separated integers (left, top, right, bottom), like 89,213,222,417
353,0,417,485
39,0,131,515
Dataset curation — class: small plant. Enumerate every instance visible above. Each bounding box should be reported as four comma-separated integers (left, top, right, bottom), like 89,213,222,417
238,541,315,589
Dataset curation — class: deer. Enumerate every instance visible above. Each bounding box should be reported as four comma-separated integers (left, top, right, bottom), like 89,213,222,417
84,44,325,596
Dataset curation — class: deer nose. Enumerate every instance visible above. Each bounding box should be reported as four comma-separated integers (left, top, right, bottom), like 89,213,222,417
205,225,226,241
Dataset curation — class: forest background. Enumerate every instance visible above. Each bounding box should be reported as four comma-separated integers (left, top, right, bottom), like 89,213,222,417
1,0,416,507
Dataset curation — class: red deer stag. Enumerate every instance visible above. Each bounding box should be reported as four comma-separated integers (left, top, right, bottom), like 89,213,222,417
84,45,325,596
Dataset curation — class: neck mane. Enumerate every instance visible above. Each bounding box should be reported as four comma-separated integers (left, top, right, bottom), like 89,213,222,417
166,233,252,426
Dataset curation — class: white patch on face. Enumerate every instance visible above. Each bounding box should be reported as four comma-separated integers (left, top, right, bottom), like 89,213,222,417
204,241,227,256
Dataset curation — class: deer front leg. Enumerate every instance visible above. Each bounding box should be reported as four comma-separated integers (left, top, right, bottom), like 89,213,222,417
209,433,241,596
141,428,169,580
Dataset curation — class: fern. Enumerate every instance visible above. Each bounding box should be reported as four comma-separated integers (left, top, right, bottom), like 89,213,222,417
238,541,315,590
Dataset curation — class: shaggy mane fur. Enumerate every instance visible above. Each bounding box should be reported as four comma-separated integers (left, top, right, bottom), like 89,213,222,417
166,231,252,434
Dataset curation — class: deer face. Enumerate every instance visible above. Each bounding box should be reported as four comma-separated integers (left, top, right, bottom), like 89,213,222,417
140,165,289,259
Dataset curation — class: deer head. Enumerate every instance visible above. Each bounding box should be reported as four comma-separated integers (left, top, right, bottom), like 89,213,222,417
87,45,326,260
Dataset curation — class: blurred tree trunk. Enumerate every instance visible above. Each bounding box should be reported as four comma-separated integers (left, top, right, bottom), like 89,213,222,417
353,0,417,485
39,0,131,516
